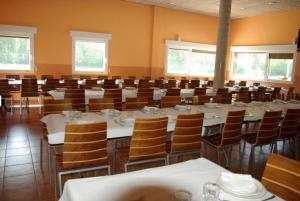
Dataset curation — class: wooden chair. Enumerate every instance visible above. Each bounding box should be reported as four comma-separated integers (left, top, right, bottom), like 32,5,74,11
215,88,231,104
64,89,85,112
123,79,135,88
6,74,20,80
6,74,20,92
236,87,250,103
61,75,72,80
124,117,168,172
125,97,149,110
242,111,282,175
189,80,200,88
24,74,36,79
85,79,98,89
179,80,189,89
254,86,266,101
41,75,54,80
42,79,60,93
104,88,122,110
166,88,180,96
138,80,152,88
193,95,210,105
253,82,260,86
137,88,154,104
103,79,118,89
271,87,281,100
98,75,108,80
79,75,91,80
202,110,245,170
167,80,177,88
20,79,40,114
64,79,78,89
276,109,300,159
194,87,206,96
239,81,247,87
128,76,136,80
54,122,111,195
154,79,164,89
207,80,213,87
261,154,300,201
286,87,294,101
0,79,13,111
112,75,121,79
160,96,181,108
169,113,204,161
88,98,115,112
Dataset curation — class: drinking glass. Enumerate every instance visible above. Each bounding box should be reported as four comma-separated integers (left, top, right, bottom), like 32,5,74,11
173,190,192,201
202,183,220,201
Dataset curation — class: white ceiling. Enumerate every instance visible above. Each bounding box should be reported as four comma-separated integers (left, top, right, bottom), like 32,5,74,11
127,0,300,18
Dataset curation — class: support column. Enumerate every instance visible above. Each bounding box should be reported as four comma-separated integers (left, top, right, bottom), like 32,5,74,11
213,0,232,90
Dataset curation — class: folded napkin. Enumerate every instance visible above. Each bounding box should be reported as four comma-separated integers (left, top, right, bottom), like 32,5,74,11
219,172,257,194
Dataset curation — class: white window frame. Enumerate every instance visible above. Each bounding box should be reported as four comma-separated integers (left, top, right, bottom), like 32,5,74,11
165,40,216,77
0,24,37,73
230,45,297,83
71,31,111,75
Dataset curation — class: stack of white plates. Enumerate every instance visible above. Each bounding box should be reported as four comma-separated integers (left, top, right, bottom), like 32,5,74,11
217,172,267,199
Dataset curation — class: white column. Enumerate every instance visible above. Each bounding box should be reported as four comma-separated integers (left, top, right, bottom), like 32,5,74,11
213,0,232,90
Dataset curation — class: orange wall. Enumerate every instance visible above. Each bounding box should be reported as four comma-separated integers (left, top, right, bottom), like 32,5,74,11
228,9,300,92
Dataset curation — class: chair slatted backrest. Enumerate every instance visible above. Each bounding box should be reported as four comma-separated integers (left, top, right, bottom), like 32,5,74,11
0,79,11,97
194,95,210,105
43,79,60,92
21,79,39,97
64,79,78,89
6,75,20,91
61,75,72,80
128,76,136,80
125,97,149,110
179,80,189,89
278,109,300,139
221,110,245,146
272,87,281,100
6,74,20,80
286,87,294,101
112,75,121,79
237,87,250,103
138,80,152,88
65,89,85,111
123,79,135,88
253,82,260,86
43,99,72,115
24,74,36,79
41,75,54,80
215,88,231,104
160,96,181,108
166,88,180,96
85,79,98,89
104,88,122,110
80,75,91,80
207,80,213,87
62,122,108,169
239,81,247,86
167,80,176,88
137,88,154,104
154,79,164,89
189,80,200,89
88,98,115,112
103,79,118,89
128,117,168,162
262,154,300,201
255,111,282,145
255,86,266,101
171,113,204,154
194,87,206,96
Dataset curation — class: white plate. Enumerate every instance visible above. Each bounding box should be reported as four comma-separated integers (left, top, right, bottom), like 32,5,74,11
217,177,267,199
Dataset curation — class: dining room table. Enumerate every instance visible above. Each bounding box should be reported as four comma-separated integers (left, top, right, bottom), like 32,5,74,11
58,157,283,201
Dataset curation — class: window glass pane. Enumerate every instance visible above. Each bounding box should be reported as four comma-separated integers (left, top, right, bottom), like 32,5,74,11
0,36,30,70
232,53,266,80
75,41,105,72
190,51,215,76
167,48,189,74
268,58,293,81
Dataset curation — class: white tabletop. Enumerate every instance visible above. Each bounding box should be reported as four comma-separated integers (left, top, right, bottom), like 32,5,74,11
40,101,300,145
59,158,282,201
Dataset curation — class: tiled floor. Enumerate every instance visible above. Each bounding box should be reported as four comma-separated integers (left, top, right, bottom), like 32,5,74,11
0,106,297,201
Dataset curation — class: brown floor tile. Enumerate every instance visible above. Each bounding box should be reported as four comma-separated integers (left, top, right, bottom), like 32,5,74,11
6,141,30,149
37,183,55,201
5,155,32,166
0,157,5,167
4,163,34,177
6,148,31,157
3,187,39,201
4,174,36,190
7,136,28,143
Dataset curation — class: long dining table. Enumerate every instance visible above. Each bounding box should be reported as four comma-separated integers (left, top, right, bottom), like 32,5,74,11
59,158,282,201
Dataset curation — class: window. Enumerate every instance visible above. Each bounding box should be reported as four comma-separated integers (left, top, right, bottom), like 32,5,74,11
71,31,111,74
166,40,216,77
0,25,36,72
231,45,297,83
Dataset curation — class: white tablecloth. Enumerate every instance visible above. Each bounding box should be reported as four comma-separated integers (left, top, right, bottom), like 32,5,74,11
59,158,282,201
40,102,300,145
